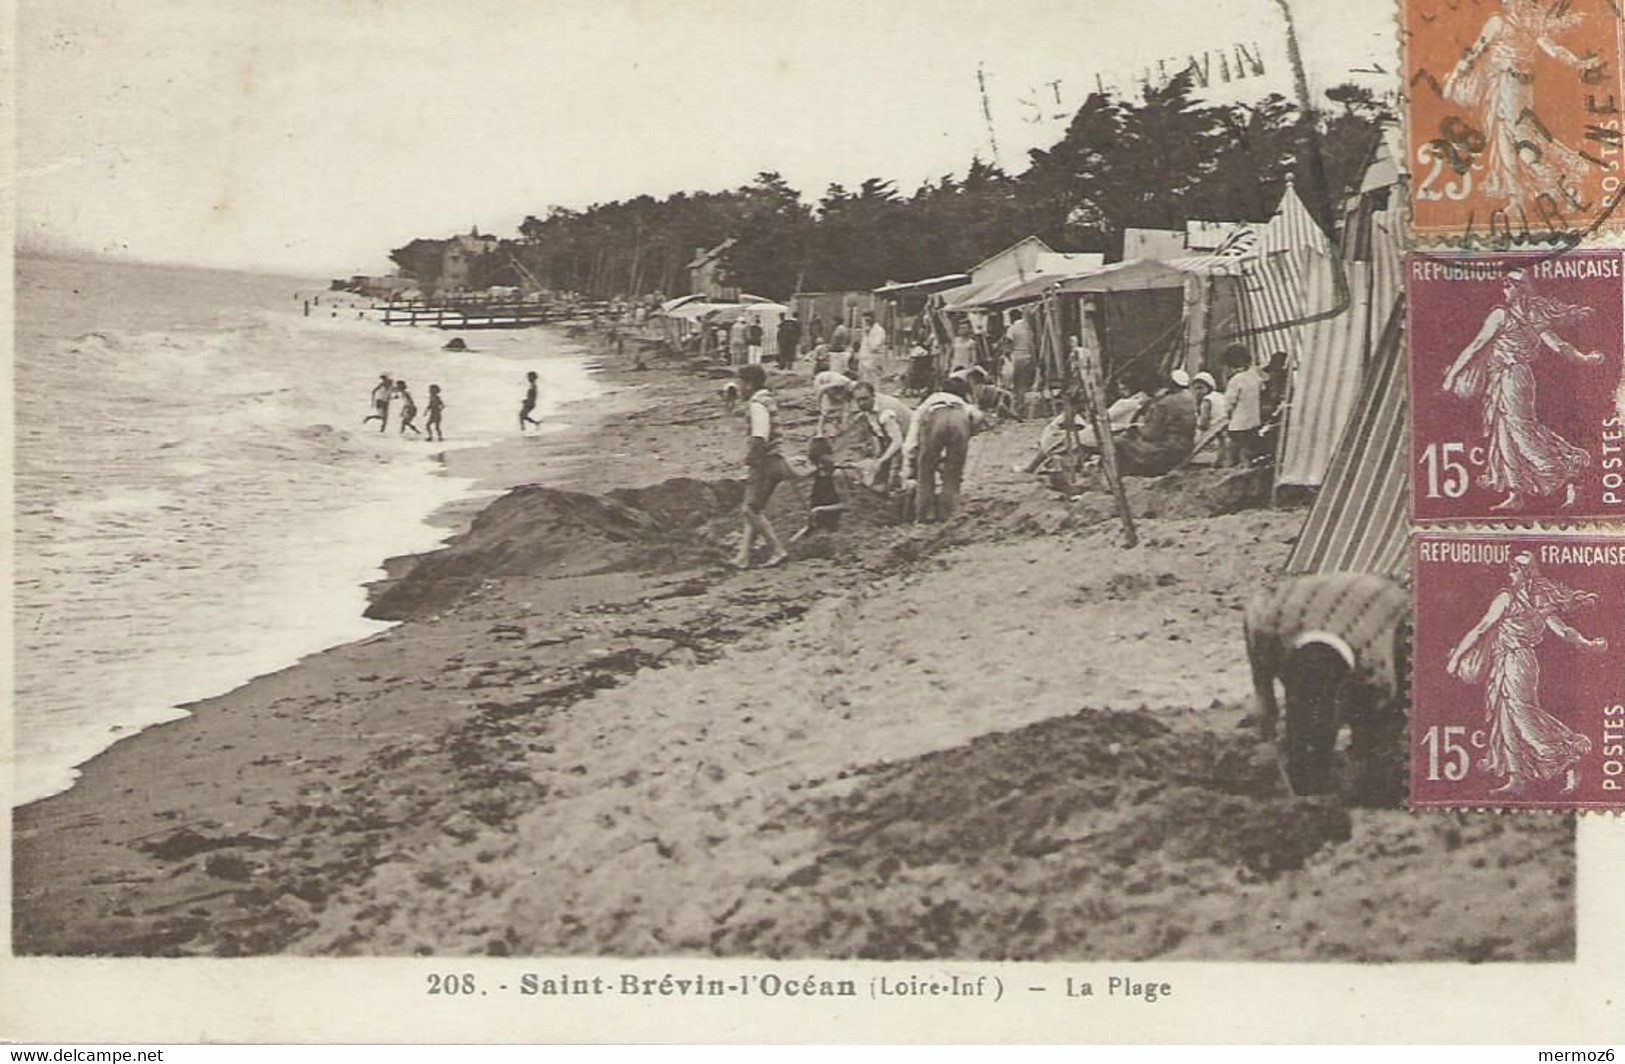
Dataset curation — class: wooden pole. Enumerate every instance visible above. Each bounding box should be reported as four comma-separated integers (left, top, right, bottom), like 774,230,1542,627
1054,292,1137,547
1268,342,1298,507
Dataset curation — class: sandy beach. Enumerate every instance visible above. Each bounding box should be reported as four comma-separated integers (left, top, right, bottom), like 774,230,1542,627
13,330,1574,961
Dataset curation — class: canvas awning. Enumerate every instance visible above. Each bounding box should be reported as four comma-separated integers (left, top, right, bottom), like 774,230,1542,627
873,274,971,298
1051,258,1202,294
659,294,709,314
938,272,1062,310
663,300,733,321
977,273,1067,309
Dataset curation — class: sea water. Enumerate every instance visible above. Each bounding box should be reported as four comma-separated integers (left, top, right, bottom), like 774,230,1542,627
13,253,602,805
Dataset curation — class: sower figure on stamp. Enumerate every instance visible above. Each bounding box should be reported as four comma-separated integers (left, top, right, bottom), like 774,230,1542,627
1442,270,1602,511
1443,0,1602,208
1447,551,1606,796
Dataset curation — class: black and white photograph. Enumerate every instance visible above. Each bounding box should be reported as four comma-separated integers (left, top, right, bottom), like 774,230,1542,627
6,0,1620,1045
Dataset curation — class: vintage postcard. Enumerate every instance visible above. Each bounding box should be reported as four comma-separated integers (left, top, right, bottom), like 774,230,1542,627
6,0,1623,1046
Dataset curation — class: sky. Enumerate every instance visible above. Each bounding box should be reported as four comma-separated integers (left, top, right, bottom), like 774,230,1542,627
15,0,1399,277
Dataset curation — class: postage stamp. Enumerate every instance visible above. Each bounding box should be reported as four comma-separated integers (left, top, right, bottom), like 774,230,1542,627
1408,250,1625,522
1404,0,1625,245
1412,532,1625,810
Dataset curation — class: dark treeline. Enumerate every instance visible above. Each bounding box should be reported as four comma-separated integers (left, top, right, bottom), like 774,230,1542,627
389,76,1391,301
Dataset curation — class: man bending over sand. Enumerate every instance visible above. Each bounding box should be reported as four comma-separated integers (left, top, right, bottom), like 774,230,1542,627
902,376,981,522
734,363,790,568
852,380,910,492
813,370,857,436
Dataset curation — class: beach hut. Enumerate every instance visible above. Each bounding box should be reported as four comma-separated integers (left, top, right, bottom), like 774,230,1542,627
1122,228,1190,262
654,295,734,353
871,274,971,353
788,291,879,347
944,257,1246,393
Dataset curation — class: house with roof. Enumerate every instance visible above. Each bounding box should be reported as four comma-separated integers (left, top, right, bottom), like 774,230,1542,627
439,227,500,293
687,239,739,300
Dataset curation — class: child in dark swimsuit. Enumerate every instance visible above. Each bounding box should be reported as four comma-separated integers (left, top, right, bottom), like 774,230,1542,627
425,384,444,441
520,371,541,431
806,436,844,533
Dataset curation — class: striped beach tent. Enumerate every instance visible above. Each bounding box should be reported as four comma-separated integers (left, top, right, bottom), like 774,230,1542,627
1261,172,1407,487
1225,186,1333,341
1257,184,1330,257
1274,256,1371,486
1284,297,1409,581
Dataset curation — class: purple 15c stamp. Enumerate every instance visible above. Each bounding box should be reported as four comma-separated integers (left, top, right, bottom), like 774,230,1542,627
1412,532,1625,811
1409,250,1625,523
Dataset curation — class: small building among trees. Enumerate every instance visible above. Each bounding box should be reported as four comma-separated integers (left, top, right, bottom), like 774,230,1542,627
687,239,739,300
439,227,500,294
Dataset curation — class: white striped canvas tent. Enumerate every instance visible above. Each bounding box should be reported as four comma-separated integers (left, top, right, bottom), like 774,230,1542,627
1284,296,1409,581
1258,184,1330,257
1231,177,1404,488
1285,119,1412,579
1273,255,1370,485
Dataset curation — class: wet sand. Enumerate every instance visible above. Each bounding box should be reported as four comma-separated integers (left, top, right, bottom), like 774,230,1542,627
14,331,1575,959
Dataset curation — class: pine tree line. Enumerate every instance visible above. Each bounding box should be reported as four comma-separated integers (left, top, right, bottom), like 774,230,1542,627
388,76,1391,301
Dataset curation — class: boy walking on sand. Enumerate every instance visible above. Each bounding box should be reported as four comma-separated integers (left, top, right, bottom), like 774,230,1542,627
734,363,790,569
520,371,542,431
425,384,445,441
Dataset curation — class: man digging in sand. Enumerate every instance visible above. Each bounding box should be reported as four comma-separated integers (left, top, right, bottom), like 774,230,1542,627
734,363,790,568
902,375,980,523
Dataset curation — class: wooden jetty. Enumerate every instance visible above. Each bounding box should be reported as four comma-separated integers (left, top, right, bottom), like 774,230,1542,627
375,294,571,329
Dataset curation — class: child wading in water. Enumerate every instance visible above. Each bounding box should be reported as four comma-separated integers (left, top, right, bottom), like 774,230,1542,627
395,380,421,435
363,373,393,431
520,371,542,431
425,384,445,441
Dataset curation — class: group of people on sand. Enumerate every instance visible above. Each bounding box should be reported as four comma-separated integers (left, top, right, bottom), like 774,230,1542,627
1025,343,1289,480
728,360,987,570
363,373,444,441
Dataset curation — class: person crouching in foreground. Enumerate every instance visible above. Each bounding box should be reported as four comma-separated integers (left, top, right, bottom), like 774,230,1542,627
734,363,791,569
901,375,982,523
1244,573,1411,805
